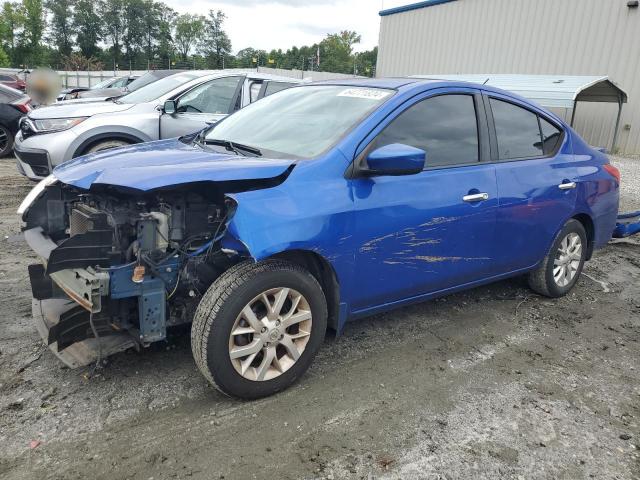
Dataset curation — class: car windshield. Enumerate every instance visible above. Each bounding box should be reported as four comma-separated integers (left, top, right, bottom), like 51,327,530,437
118,73,199,104
204,85,394,158
91,77,117,89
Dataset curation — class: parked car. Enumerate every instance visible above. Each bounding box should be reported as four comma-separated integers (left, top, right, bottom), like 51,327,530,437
14,71,300,179
0,73,26,92
56,75,138,101
56,70,185,104
0,84,31,156
19,78,620,399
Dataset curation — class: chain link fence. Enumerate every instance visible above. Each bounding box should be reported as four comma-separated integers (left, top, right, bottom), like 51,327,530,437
1,63,363,89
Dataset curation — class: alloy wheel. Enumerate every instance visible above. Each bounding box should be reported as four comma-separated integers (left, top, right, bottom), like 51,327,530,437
0,127,8,154
228,287,312,381
553,232,582,287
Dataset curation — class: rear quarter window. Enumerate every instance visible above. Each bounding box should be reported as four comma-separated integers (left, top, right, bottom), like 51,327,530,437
539,117,563,155
490,98,542,160
264,82,296,97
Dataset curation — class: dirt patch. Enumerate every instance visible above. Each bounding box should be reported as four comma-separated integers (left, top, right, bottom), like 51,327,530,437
0,157,639,479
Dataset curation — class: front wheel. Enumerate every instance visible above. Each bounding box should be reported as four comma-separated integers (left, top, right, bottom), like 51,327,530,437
528,219,587,298
191,259,327,399
0,124,14,157
85,139,130,154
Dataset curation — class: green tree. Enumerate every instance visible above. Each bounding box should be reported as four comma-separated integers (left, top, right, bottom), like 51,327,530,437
73,0,101,58
319,30,361,74
173,13,204,61
0,44,9,67
355,46,377,77
266,48,284,68
200,9,231,69
17,0,46,65
103,0,124,64
0,2,21,61
141,0,165,59
45,0,74,56
235,47,267,68
122,0,145,62
156,7,175,63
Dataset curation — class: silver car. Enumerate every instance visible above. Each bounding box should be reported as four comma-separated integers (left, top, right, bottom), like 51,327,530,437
56,75,138,102
15,71,300,179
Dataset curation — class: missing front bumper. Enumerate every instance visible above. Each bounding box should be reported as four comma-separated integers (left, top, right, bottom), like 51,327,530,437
25,226,177,365
32,298,136,368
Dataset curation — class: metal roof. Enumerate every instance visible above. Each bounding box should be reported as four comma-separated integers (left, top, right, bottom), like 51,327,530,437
380,0,458,17
410,74,628,109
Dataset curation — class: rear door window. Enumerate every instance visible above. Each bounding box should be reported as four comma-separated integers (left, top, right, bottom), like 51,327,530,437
372,94,480,168
490,98,543,160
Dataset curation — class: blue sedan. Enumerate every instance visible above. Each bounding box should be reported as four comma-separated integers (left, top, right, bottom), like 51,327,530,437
20,78,620,398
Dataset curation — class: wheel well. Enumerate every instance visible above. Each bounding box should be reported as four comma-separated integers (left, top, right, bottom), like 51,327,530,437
271,250,340,332
573,213,595,260
74,133,143,158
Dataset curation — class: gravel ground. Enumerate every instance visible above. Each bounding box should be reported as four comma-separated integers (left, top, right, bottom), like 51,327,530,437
0,155,639,480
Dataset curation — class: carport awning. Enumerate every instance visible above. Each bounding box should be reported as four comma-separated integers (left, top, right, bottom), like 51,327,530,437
410,74,627,109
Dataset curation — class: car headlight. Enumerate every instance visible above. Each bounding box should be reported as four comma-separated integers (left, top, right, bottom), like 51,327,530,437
32,117,87,133
17,174,58,217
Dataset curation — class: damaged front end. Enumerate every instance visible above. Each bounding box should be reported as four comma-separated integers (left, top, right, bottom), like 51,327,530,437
21,176,243,367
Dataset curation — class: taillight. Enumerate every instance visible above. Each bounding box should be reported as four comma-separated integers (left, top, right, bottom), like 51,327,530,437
604,164,620,184
11,97,31,114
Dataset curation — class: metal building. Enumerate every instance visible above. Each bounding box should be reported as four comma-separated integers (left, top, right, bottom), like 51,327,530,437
376,0,640,154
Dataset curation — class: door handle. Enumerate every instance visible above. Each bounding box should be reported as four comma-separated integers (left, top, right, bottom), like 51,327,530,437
462,192,489,202
558,182,577,190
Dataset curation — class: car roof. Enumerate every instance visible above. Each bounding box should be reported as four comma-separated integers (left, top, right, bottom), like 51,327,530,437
309,77,424,89
0,83,25,99
306,77,552,112
157,70,303,85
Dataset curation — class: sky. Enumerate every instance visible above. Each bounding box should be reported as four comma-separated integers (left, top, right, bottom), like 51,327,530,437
163,0,412,54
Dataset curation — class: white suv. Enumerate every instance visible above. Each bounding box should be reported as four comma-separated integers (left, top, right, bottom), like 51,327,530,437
15,71,300,180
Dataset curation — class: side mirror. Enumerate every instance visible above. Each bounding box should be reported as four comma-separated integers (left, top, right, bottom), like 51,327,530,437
364,143,426,176
163,99,177,114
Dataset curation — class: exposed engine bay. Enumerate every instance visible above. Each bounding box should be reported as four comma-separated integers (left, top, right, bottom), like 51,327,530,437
22,180,242,366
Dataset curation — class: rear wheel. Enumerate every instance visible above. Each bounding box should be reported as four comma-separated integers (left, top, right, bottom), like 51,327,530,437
191,259,327,399
528,219,587,297
85,139,130,154
0,124,14,157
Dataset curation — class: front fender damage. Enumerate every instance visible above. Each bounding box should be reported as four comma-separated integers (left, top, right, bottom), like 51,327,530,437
24,170,298,368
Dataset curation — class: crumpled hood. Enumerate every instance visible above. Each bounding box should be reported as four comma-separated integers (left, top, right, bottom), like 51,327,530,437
53,138,296,191
29,100,133,119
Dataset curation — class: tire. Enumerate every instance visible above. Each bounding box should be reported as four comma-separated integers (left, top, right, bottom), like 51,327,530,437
85,139,130,154
0,124,14,157
191,259,327,399
527,219,587,298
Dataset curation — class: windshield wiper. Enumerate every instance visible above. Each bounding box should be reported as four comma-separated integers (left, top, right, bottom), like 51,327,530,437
203,138,262,157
